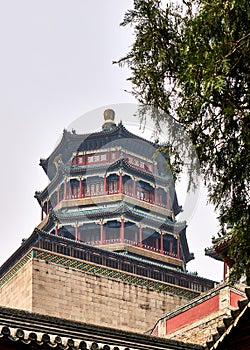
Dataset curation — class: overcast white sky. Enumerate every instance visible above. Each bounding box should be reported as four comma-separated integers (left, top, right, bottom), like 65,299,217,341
0,0,222,281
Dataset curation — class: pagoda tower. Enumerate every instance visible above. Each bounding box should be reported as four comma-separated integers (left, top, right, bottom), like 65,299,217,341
0,109,215,333
35,109,192,272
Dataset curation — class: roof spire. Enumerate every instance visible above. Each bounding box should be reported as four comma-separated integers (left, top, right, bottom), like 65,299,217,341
102,109,116,131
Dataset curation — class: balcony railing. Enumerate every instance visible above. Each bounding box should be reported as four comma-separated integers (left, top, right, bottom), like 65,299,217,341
63,190,168,209
84,238,178,259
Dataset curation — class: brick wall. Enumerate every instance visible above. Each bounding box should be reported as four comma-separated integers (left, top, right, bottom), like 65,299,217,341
0,260,33,311
0,257,188,333
31,259,187,332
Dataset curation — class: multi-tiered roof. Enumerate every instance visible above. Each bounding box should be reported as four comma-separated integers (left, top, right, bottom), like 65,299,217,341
35,109,192,270
1,109,215,297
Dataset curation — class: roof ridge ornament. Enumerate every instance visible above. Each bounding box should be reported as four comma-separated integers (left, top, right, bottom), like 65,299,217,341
102,109,116,131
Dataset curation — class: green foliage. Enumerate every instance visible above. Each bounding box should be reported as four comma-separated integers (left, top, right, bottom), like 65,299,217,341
228,212,250,284
118,0,250,283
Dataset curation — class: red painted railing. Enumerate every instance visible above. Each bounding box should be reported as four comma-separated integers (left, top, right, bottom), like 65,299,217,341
64,190,168,209
84,238,178,259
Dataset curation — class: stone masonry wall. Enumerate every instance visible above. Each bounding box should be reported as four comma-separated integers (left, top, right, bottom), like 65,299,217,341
31,258,187,333
158,284,246,346
164,310,227,346
0,259,33,311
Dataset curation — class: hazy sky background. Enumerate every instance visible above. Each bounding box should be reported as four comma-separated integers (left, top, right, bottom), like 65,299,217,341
0,1,222,281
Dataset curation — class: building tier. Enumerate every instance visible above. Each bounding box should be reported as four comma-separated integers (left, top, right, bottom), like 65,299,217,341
0,229,214,297
35,111,194,272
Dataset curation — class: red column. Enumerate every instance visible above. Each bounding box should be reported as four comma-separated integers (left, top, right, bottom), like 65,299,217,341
75,223,79,241
169,239,173,255
120,217,124,243
64,180,67,200
133,178,136,198
177,237,181,259
69,183,72,199
134,230,138,244
100,221,105,244
160,232,164,254
46,200,49,215
104,174,107,194
79,178,83,198
119,172,123,194
139,225,142,248
167,190,170,209
153,163,156,174
155,236,159,251
154,185,157,205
